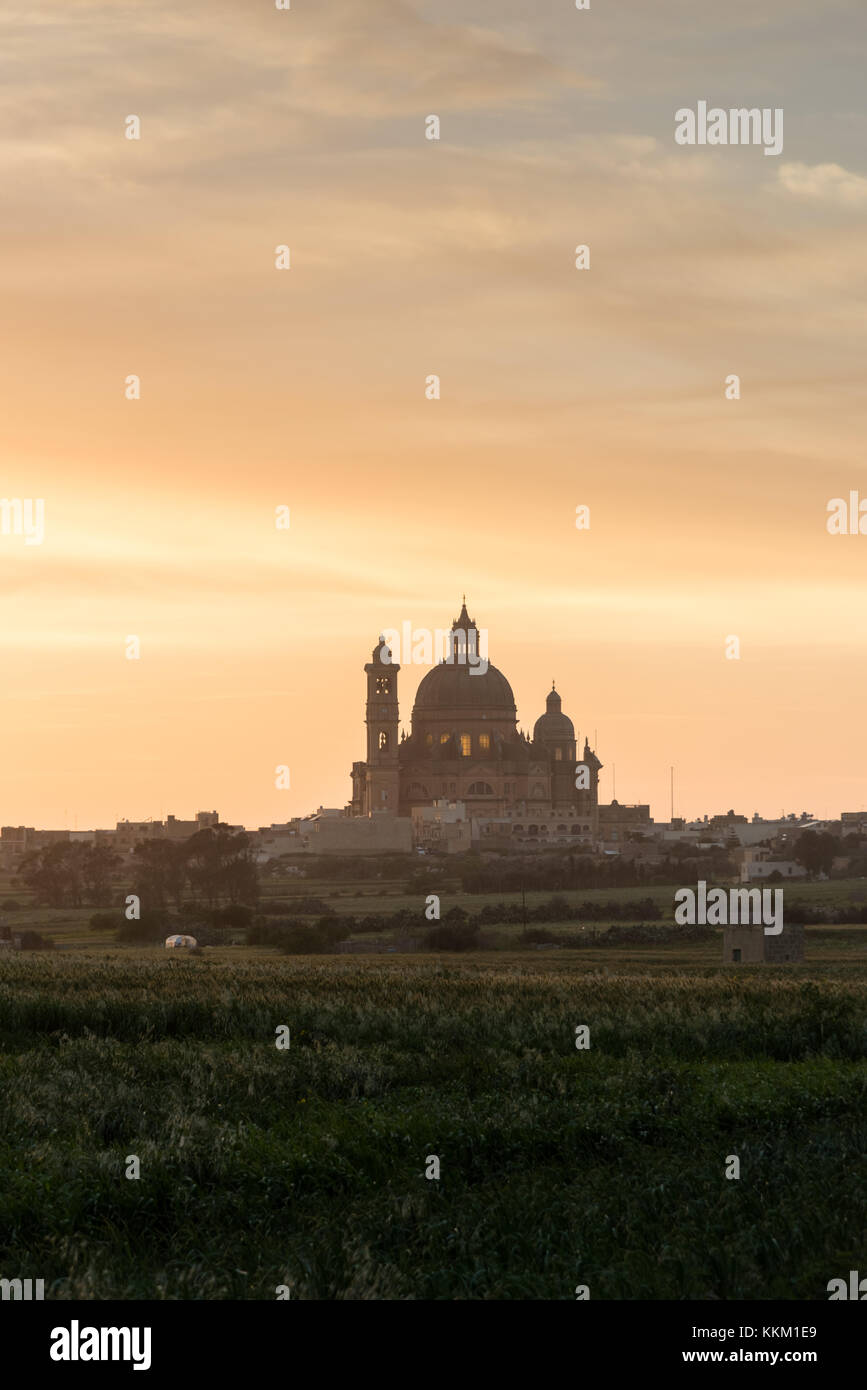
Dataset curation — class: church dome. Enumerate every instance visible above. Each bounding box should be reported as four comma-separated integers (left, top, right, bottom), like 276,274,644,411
411,600,516,719
414,660,516,714
533,686,574,742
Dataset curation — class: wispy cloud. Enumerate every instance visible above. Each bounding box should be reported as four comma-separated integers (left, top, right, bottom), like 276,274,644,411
776,160,867,205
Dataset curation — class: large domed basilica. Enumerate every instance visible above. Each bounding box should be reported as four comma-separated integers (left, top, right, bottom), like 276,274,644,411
349,601,602,839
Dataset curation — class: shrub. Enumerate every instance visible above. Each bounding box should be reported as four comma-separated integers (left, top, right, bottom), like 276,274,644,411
247,918,305,947
293,897,334,916
520,927,559,945
18,930,55,951
423,922,481,952
116,910,169,944
211,904,254,929
186,925,228,947
90,911,120,931
279,919,350,954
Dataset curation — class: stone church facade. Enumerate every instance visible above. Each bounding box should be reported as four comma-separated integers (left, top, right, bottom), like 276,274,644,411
349,602,602,839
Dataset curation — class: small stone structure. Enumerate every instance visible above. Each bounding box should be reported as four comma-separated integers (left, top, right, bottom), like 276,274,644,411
724,921,804,964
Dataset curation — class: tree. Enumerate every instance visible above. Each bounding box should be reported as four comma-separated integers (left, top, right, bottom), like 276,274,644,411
794,830,839,877
20,842,121,908
184,826,259,907
81,843,121,904
133,839,188,912
20,842,85,907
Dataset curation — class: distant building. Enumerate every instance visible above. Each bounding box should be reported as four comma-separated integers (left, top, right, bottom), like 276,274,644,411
0,826,70,871
412,800,475,853
739,854,807,883
598,801,652,846
724,922,804,964
253,829,304,861
709,810,749,830
164,810,219,840
348,601,603,830
302,812,412,856
114,811,221,853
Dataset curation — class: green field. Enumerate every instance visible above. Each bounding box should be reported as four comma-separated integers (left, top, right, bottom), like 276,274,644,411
4,874,867,951
1,948,865,1299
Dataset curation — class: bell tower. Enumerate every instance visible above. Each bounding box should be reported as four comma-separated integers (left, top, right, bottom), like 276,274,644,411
363,635,401,814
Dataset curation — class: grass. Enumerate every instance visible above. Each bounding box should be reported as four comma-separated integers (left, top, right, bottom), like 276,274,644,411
1,951,865,1299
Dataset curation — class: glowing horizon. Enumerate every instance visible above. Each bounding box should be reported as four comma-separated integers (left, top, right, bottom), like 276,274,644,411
1,0,864,830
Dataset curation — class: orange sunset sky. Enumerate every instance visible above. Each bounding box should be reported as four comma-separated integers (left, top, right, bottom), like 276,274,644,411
1,0,865,830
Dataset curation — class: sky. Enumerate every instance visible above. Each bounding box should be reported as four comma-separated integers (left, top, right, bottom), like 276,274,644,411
1,0,865,830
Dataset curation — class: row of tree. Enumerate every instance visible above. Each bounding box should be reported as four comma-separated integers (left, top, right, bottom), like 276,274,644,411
456,848,736,895
19,826,259,910
17,842,120,907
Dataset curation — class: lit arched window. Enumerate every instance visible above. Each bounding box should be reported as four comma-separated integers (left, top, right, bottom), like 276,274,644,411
479,733,490,751
425,733,433,748
378,731,389,751
554,748,563,761
440,733,449,744
460,734,471,757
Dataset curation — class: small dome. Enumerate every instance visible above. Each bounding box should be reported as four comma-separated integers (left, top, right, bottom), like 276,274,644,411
533,686,574,743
